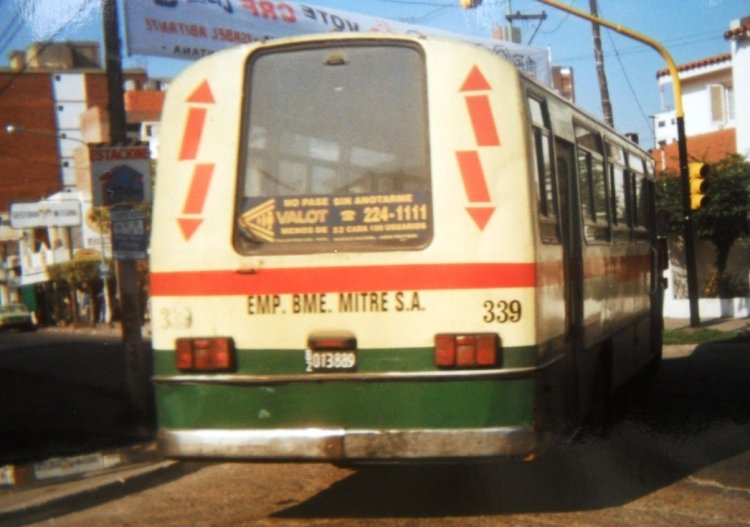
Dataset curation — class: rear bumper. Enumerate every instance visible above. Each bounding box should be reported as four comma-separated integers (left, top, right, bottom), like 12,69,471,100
158,426,537,461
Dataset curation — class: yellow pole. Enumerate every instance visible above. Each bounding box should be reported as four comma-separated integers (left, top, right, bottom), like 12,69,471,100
535,0,683,118
535,0,700,325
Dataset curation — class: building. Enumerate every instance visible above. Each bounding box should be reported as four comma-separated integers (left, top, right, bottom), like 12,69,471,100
726,16,750,157
651,15,750,318
652,15,749,170
0,41,148,207
0,41,164,317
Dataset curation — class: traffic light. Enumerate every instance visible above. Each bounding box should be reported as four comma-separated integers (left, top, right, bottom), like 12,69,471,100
460,0,483,8
688,162,710,211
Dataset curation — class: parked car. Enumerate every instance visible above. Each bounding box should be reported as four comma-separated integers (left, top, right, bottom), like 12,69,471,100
0,303,37,331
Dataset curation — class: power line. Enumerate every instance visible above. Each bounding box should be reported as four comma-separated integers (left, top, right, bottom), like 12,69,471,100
0,1,93,98
0,5,23,54
409,5,453,23
554,29,728,62
605,28,653,140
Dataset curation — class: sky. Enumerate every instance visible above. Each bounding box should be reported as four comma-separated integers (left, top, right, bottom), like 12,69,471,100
0,0,748,147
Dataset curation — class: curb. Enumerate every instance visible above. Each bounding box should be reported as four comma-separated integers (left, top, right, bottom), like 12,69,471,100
0,442,173,523
0,442,161,490
41,323,153,339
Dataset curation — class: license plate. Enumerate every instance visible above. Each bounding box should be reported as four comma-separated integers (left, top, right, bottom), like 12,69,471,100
305,349,357,373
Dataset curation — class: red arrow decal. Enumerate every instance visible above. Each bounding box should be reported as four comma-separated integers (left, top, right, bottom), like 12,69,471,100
455,65,501,231
460,65,492,92
465,207,495,231
456,151,495,230
187,80,215,104
177,218,203,241
177,164,215,240
182,164,214,214
177,80,216,240
465,95,500,147
179,80,216,161
456,151,491,202
178,107,207,161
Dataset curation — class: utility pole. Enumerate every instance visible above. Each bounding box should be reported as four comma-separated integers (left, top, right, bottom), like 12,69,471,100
102,0,151,430
505,0,547,44
588,0,613,127
535,0,700,326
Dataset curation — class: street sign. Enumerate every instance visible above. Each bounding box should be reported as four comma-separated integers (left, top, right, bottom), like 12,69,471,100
89,144,152,207
9,201,82,228
110,208,147,260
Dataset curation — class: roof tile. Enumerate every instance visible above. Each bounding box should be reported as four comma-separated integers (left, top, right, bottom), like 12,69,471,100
652,128,736,173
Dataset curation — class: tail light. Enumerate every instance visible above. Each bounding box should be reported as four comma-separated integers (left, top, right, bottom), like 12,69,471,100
435,333,500,368
175,337,235,372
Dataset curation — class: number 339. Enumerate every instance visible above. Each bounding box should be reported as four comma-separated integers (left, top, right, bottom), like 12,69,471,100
483,300,522,323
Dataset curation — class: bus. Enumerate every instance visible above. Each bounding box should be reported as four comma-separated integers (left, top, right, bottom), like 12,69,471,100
150,33,664,462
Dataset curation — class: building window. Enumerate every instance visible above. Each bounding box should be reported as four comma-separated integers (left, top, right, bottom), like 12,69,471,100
710,84,727,124
727,85,735,121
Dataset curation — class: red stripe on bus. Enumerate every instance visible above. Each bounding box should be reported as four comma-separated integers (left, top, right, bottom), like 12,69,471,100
151,263,538,296
151,254,651,297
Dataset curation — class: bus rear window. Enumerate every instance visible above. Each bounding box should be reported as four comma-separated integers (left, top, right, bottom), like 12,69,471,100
234,43,431,254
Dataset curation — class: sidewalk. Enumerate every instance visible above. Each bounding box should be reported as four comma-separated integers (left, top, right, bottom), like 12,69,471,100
0,442,175,524
664,316,750,332
43,320,152,339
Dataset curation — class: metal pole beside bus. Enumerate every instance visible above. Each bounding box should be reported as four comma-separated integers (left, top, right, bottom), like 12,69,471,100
103,0,151,428
535,0,700,327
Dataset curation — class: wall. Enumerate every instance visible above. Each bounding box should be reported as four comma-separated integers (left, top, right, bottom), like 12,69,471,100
0,72,60,210
731,30,750,156
52,73,87,189
664,237,750,319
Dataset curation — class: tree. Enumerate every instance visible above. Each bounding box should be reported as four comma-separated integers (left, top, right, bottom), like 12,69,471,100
695,155,750,272
655,153,750,297
47,252,111,325
654,172,683,236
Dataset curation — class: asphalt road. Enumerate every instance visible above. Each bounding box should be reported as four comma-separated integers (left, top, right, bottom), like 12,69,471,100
0,328,154,465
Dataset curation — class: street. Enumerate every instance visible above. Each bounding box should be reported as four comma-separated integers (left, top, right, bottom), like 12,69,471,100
0,328,153,465
2,331,750,525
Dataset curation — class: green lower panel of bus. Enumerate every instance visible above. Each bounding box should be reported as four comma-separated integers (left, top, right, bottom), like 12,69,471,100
155,378,536,430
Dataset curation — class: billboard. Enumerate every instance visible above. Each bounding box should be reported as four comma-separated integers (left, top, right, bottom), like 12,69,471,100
124,0,551,85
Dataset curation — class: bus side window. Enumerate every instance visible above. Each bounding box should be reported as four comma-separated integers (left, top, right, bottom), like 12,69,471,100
575,126,610,243
607,141,630,243
528,95,561,244
628,154,649,241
